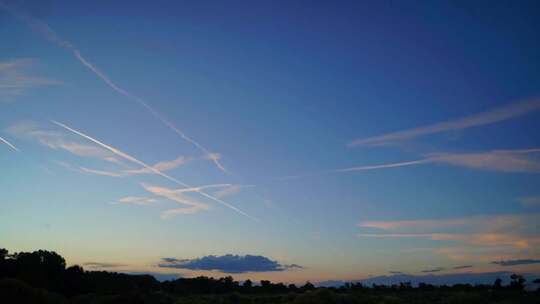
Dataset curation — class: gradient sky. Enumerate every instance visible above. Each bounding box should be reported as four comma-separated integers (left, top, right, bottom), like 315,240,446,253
1,0,540,284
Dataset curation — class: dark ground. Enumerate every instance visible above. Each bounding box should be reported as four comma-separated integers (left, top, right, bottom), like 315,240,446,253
1,249,539,303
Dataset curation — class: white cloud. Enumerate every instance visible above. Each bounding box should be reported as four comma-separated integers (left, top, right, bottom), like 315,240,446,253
428,148,540,173
350,98,540,147
124,156,189,175
213,184,254,199
52,120,256,221
80,167,125,177
142,184,209,218
160,207,205,219
77,156,190,178
204,153,228,174
0,58,60,102
357,214,540,252
337,148,540,174
0,2,228,173
115,196,158,206
7,121,119,162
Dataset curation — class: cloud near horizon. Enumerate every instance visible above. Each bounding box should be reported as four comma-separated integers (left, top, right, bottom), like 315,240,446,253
82,262,127,269
357,214,540,263
421,267,445,273
491,259,540,266
349,98,540,147
158,254,302,273
452,265,473,270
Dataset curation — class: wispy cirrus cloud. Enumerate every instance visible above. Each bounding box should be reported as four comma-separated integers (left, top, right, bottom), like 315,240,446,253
53,160,125,177
142,184,210,218
115,196,158,206
349,98,540,147
279,147,540,181
356,233,533,249
0,58,60,102
427,148,540,173
52,120,256,221
358,214,523,232
337,148,540,174
0,3,228,173
7,121,119,162
83,262,127,270
79,167,125,177
141,184,244,218
70,156,190,178
213,184,255,199
357,214,540,251
124,156,189,175
204,153,228,174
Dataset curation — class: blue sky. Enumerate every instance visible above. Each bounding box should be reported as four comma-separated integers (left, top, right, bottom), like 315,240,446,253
1,0,540,283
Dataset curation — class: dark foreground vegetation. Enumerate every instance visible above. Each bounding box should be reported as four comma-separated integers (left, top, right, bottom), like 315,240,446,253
1,249,539,304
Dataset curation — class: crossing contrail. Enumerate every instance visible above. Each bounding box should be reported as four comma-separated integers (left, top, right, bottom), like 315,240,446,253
51,120,256,221
0,2,228,173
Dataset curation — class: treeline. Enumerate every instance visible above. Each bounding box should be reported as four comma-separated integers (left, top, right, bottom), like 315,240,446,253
1,248,539,303
0,248,318,297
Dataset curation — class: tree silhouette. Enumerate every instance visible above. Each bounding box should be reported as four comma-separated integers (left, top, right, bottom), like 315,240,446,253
1,247,539,303
509,274,525,290
13,250,66,290
493,278,502,290
0,248,7,260
301,281,315,291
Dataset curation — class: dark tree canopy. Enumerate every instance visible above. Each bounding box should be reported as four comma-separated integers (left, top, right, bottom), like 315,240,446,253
1,248,538,303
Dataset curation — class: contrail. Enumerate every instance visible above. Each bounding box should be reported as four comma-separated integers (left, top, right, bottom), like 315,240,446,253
0,2,228,173
0,136,19,151
334,159,430,172
51,120,256,221
174,184,233,193
350,98,540,147
272,159,429,181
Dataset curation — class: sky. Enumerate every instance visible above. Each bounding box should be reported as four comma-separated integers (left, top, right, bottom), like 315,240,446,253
1,0,540,284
